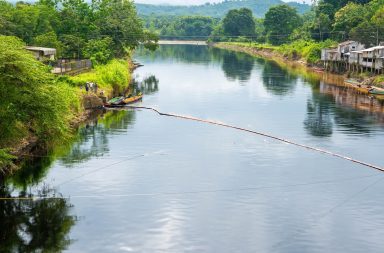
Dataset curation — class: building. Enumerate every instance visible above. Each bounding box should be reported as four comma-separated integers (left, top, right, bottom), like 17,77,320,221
26,46,56,61
337,41,365,62
349,46,384,73
321,41,365,72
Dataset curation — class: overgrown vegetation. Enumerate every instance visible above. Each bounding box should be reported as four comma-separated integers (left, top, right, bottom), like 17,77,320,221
0,0,159,59
219,39,337,64
0,36,81,171
70,59,131,96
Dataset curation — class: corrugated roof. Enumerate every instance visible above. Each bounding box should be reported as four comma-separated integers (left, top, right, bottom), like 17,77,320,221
338,41,356,46
26,46,56,55
360,46,384,52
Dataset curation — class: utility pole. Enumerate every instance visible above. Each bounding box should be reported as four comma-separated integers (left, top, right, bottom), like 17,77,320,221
377,27,379,46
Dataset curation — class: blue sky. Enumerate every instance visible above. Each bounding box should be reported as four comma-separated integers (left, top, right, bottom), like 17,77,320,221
135,0,312,5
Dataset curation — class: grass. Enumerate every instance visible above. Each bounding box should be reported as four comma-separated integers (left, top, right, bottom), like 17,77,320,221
218,39,338,64
70,59,131,96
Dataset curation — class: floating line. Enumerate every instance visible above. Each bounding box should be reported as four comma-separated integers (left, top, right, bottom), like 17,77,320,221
125,105,384,173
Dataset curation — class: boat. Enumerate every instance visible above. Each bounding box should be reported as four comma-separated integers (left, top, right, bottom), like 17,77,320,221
122,94,143,104
344,78,370,94
105,94,143,107
369,87,384,95
105,96,125,107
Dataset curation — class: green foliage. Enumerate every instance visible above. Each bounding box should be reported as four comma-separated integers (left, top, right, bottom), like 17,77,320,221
0,149,15,172
332,3,367,38
136,0,310,18
0,36,80,151
33,31,63,56
264,5,301,45
220,39,337,64
158,16,216,39
278,39,337,64
0,0,158,58
222,8,256,37
82,37,113,65
70,59,130,95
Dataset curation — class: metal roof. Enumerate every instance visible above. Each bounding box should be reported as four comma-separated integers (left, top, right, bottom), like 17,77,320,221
360,46,384,52
25,46,56,55
338,41,357,46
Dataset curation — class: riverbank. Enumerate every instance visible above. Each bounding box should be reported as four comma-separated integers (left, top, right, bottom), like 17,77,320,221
0,57,135,176
213,42,384,95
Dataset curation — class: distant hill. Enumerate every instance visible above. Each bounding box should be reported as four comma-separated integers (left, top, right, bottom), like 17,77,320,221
135,0,310,18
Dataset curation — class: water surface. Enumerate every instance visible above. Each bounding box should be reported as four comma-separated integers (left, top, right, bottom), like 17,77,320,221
2,45,384,253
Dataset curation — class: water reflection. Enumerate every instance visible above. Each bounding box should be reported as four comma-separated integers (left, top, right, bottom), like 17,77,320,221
261,59,298,96
304,83,334,137
139,75,159,95
137,45,214,63
60,110,136,167
221,50,254,82
0,185,76,252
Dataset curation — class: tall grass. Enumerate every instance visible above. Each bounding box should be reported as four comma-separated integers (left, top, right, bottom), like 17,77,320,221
70,59,130,96
278,40,337,64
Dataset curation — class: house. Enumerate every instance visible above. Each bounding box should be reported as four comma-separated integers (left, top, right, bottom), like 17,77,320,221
321,41,365,63
337,41,365,62
321,48,339,61
26,46,56,61
359,46,384,72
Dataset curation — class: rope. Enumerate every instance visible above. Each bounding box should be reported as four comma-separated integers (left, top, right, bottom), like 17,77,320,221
125,105,384,173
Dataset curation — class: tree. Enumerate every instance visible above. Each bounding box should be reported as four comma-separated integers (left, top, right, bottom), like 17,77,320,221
264,5,301,45
95,0,158,56
349,21,382,46
82,37,113,65
33,31,63,56
222,8,256,37
333,3,367,39
0,36,79,148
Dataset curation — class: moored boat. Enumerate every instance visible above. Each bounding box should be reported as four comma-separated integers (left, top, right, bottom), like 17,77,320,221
122,94,143,104
369,87,384,95
105,94,143,107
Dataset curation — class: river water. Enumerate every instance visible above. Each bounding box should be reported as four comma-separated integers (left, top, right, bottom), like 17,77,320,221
2,45,384,253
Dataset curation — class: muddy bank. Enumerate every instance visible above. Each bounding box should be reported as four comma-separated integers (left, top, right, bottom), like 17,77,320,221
213,42,324,72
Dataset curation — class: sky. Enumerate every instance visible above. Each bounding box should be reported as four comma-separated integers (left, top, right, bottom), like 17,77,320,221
135,0,312,5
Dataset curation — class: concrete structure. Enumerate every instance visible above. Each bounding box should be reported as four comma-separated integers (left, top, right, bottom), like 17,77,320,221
351,46,384,73
26,46,56,61
322,41,384,74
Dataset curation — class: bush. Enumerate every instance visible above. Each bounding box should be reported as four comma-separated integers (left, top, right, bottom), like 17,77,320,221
70,59,130,96
0,35,80,150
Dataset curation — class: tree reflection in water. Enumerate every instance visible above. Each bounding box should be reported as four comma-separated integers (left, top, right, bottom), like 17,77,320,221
261,59,298,96
304,84,334,137
138,75,159,95
60,109,136,167
0,185,76,252
221,50,254,82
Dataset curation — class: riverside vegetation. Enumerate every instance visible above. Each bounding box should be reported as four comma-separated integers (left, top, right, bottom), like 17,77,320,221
142,0,383,72
0,0,158,174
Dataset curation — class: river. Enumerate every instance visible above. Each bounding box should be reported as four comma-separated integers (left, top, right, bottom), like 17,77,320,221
2,45,384,253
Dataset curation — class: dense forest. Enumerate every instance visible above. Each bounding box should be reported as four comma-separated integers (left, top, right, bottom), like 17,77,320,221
0,0,158,62
143,0,383,47
136,0,310,18
0,0,157,172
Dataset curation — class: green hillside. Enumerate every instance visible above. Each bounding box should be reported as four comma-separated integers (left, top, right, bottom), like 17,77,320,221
135,0,310,18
